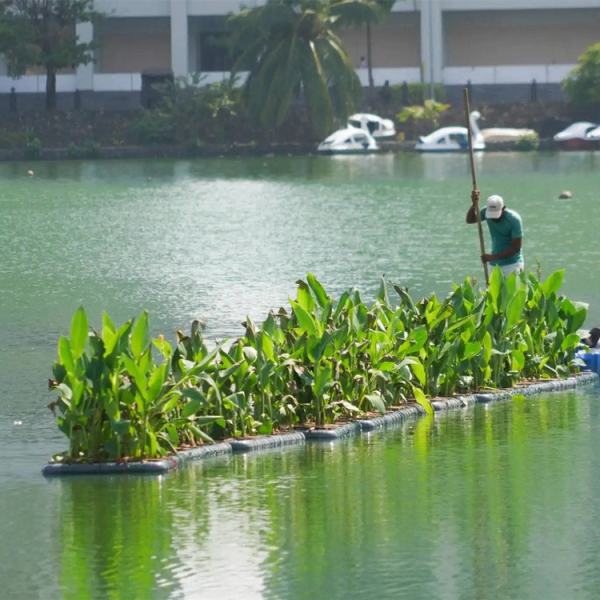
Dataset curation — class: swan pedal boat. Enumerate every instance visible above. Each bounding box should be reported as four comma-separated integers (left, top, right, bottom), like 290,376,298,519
415,111,485,152
317,127,379,154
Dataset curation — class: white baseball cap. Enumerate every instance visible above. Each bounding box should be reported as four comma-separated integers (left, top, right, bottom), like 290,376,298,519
486,195,504,219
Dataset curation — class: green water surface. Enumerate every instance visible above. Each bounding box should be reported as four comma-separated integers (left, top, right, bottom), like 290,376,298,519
0,153,599,599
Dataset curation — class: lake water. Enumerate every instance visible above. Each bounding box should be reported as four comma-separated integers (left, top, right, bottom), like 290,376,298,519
1,153,599,598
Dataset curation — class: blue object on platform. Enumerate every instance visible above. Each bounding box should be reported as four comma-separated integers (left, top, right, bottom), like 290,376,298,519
578,349,600,374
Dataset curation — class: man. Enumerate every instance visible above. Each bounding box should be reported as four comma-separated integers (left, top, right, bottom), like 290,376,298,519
466,190,524,276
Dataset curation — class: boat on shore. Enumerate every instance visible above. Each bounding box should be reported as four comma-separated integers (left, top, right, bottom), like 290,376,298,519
415,111,485,152
553,121,598,150
348,113,396,139
481,127,537,143
317,127,379,154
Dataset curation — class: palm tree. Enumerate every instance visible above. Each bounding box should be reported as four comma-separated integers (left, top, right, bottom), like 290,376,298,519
330,0,395,92
229,0,361,137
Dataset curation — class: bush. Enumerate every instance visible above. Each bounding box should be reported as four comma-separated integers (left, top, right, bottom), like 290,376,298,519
0,130,27,148
514,132,540,151
24,136,42,159
131,111,177,145
67,140,101,159
49,270,586,461
132,75,244,145
562,42,600,113
396,99,450,128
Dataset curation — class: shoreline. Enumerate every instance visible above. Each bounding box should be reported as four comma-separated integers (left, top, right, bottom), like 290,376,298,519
0,138,575,162
42,371,599,476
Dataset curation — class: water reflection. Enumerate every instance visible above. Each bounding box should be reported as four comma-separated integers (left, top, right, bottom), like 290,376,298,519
50,389,600,599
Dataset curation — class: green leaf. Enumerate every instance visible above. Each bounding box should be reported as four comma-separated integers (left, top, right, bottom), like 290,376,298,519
412,385,433,417
561,333,580,351
488,267,503,312
307,272,330,308
130,310,149,358
70,306,88,360
147,363,167,403
409,359,427,386
260,332,275,361
365,392,386,415
506,289,526,329
58,337,75,373
463,341,482,361
541,270,564,297
291,301,317,337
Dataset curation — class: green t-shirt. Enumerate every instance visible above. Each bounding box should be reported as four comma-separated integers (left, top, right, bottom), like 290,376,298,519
481,207,524,266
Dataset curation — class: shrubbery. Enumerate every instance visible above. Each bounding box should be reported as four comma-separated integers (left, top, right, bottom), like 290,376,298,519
48,270,586,462
563,42,600,114
131,76,244,145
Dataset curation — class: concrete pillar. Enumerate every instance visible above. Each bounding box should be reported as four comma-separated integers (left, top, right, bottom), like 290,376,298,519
430,0,443,84
419,0,443,89
75,22,94,90
170,0,189,78
419,0,431,85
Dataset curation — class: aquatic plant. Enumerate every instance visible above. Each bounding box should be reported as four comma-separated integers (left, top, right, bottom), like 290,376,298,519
48,269,586,461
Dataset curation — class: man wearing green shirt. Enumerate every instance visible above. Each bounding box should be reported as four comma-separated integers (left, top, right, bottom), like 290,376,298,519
466,190,524,276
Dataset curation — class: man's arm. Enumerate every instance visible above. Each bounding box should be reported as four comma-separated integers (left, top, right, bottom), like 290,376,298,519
482,238,522,263
466,189,481,223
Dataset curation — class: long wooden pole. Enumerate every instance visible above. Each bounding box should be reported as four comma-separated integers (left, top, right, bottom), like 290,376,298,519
463,88,489,286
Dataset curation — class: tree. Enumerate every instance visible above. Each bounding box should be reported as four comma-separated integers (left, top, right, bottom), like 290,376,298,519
229,0,361,137
0,0,97,110
330,0,395,93
562,42,600,115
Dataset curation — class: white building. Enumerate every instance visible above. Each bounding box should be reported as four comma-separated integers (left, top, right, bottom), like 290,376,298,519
1,0,599,108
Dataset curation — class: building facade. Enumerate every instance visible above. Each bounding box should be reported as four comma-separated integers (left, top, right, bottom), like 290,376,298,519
1,0,599,108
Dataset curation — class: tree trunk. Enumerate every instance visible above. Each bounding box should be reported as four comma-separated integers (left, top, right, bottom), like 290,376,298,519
46,68,56,110
366,22,374,92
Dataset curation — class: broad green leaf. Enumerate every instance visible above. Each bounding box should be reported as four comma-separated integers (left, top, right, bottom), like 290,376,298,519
412,385,433,417
260,332,275,361
307,272,330,308
541,270,564,297
561,333,580,351
482,331,492,364
291,301,317,337
131,310,149,358
409,359,427,386
312,362,332,398
58,337,75,373
511,349,525,371
506,289,526,329
365,392,386,415
296,281,315,314
488,267,503,312
153,335,173,359
148,363,168,403
70,306,88,359
463,341,482,361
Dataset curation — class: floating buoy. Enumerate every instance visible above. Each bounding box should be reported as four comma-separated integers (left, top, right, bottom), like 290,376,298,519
559,190,572,199
27,170,34,177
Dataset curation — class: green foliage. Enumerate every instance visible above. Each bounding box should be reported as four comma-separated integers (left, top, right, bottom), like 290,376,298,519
229,0,361,136
0,129,28,148
24,135,42,159
514,132,540,151
0,1,98,109
396,99,450,128
49,270,586,461
67,140,100,159
391,83,446,105
562,42,600,112
131,76,242,145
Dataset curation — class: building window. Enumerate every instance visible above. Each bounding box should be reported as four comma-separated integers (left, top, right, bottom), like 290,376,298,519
198,33,232,72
